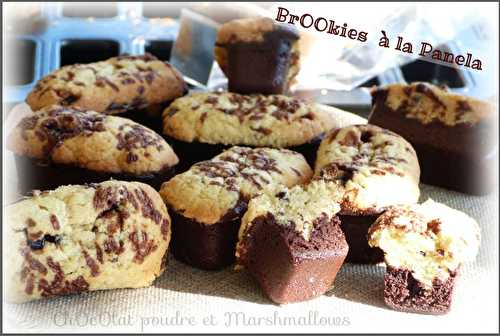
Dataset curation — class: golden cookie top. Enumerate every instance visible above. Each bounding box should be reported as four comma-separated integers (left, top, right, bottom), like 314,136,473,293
5,180,171,302
26,54,186,114
371,82,495,126
315,124,420,214
162,92,344,147
160,146,312,225
238,179,343,244
368,199,480,287
8,105,178,175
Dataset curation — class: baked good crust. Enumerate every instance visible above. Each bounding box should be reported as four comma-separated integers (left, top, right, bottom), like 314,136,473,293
26,54,186,114
162,92,359,147
160,146,312,225
5,180,171,303
315,124,420,214
370,82,495,126
7,105,178,175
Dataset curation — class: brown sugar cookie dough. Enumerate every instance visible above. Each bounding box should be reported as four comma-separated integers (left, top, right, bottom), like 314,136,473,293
7,105,178,193
369,82,497,195
26,53,187,132
236,180,347,304
314,124,420,263
5,180,171,303
162,92,352,169
159,146,312,270
368,199,480,314
214,17,300,94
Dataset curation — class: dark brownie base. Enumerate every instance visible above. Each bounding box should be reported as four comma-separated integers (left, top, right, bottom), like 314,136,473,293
223,27,299,95
384,266,456,314
339,214,384,264
165,137,321,174
238,214,348,304
14,156,175,194
169,198,248,270
369,101,496,195
411,142,494,195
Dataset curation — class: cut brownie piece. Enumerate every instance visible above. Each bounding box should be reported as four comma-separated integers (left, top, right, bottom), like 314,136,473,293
368,199,480,314
214,17,300,94
160,146,312,270
236,180,348,304
314,124,420,263
369,82,496,195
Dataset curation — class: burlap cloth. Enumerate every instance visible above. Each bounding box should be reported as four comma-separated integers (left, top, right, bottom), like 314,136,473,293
3,104,499,333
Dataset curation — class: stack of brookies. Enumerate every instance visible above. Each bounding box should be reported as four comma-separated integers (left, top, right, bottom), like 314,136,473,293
5,54,187,302
314,124,421,263
161,17,364,170
369,82,496,195
4,15,486,314
159,146,312,270
8,53,189,193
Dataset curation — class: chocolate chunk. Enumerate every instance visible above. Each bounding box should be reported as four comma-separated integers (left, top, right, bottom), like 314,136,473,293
134,189,162,224
126,152,139,163
95,243,104,264
50,214,60,230
251,126,272,135
129,230,158,264
26,218,37,227
83,250,100,276
38,257,89,297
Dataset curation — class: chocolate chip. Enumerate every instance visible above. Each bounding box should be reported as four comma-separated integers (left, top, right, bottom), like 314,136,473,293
126,152,139,163
166,107,179,117
50,214,60,230
129,230,158,264
427,219,441,234
121,78,136,85
83,250,100,277
95,243,104,264
200,112,208,123
144,72,155,85
360,131,373,143
251,126,272,135
26,218,37,227
38,258,89,297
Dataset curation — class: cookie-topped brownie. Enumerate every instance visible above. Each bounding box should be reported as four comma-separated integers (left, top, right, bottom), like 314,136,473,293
5,180,171,303
369,82,496,195
26,53,186,132
8,105,178,193
368,199,480,314
215,17,300,94
162,92,355,169
236,180,348,304
159,146,312,270
315,124,420,263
